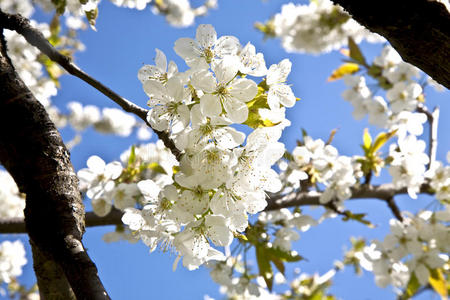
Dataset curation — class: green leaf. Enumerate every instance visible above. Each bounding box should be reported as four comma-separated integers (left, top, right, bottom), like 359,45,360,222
348,37,367,66
148,162,167,175
243,92,280,129
362,128,372,153
49,14,61,46
267,247,304,262
371,130,397,153
271,257,285,275
429,268,448,300
402,273,420,300
128,145,136,165
256,246,273,291
51,0,67,14
342,211,375,228
327,63,359,81
85,8,98,30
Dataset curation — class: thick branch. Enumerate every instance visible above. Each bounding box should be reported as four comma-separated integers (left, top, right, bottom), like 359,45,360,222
0,184,433,234
0,26,110,299
0,210,124,234
0,9,181,160
332,0,450,89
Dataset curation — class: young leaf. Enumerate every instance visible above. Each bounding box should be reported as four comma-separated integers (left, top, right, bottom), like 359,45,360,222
348,37,367,66
372,130,397,153
429,268,448,300
341,211,375,228
362,128,372,153
85,8,98,30
327,63,359,81
402,273,420,300
128,145,136,165
256,246,273,291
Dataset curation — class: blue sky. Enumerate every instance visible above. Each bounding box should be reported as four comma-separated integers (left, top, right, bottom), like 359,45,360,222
3,0,449,299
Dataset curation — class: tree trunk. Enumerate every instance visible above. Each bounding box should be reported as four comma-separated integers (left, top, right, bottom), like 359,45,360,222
332,0,450,89
0,29,110,299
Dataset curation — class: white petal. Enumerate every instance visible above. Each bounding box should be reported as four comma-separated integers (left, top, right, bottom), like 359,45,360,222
92,198,112,217
229,78,258,102
196,24,217,49
167,61,178,77
414,264,430,286
200,94,222,117
137,179,160,202
105,161,123,179
215,36,240,57
87,155,105,174
215,127,245,149
148,107,170,131
154,48,167,72
191,70,217,93
268,84,296,109
166,76,185,101
138,65,161,83
143,80,166,104
174,38,201,61
267,59,291,85
172,104,190,134
223,98,249,123
205,215,233,247
213,56,239,84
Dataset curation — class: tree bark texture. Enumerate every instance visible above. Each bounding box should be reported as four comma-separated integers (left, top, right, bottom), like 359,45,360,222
0,28,110,299
332,0,450,89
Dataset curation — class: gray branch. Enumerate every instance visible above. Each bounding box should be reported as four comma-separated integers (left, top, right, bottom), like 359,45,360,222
0,184,433,234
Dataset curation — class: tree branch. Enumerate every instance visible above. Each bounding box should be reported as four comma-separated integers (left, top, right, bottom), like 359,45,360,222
0,9,181,160
416,103,440,170
332,0,450,89
0,184,433,234
0,210,124,234
265,183,432,217
0,24,110,299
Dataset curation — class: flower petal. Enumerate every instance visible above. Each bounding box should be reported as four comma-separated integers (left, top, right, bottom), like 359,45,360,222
200,94,222,117
196,24,217,49
229,78,258,102
223,98,248,123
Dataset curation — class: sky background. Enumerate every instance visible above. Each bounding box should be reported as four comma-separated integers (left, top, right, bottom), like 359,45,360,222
2,0,449,299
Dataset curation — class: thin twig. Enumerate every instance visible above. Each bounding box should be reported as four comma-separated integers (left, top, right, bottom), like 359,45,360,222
416,103,440,170
386,197,403,221
266,183,432,215
0,10,181,160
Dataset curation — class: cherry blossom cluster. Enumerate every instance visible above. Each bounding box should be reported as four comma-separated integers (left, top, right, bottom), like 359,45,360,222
0,170,24,219
66,101,152,140
29,0,217,29
426,154,450,203
0,240,27,285
78,140,177,217
282,135,362,206
207,257,338,299
78,24,298,270
356,209,450,290
340,45,445,198
261,0,383,54
205,208,318,298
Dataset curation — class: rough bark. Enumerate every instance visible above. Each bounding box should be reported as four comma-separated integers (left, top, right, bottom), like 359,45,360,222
0,29,110,299
332,0,450,89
